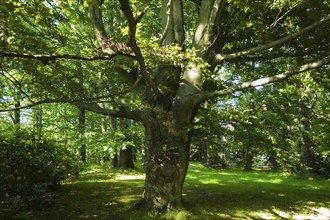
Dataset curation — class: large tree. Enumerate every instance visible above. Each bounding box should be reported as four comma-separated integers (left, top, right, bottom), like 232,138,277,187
1,0,329,211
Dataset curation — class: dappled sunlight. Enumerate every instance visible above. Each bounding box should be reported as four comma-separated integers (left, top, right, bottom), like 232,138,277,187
29,162,329,220
116,194,141,203
116,174,145,180
270,208,290,218
268,207,330,220
80,178,113,183
255,178,284,184
257,211,276,219
312,207,330,218
183,163,330,220
78,213,100,219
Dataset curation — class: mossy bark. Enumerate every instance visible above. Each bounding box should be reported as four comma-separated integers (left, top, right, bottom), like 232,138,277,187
137,82,198,211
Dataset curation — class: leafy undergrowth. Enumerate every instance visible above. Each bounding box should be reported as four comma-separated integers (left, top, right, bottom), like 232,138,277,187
26,162,329,220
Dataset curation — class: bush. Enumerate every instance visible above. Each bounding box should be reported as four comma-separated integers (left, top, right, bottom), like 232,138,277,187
0,128,81,203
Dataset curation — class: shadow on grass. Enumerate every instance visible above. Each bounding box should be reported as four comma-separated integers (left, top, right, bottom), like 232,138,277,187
30,170,144,220
29,163,329,220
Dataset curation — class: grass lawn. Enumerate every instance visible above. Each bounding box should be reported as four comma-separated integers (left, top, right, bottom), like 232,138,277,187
29,162,329,220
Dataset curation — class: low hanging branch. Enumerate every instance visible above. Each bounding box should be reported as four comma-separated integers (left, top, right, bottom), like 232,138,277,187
74,102,143,122
0,51,131,62
0,73,143,113
198,55,330,102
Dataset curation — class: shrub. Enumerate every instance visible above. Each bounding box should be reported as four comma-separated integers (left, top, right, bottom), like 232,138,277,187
0,128,80,203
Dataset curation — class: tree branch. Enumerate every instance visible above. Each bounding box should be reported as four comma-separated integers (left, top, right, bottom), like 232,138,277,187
223,50,324,63
194,0,226,50
89,1,112,53
213,14,330,65
0,98,140,121
118,0,162,99
0,95,143,122
198,55,330,102
0,74,143,113
74,102,143,122
0,51,132,62
0,70,34,104
267,3,299,30
160,0,174,45
135,5,152,23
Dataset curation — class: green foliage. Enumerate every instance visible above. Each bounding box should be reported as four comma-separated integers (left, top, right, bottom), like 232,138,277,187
0,126,81,205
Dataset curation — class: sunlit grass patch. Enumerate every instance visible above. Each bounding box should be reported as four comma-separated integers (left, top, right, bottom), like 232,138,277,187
164,210,193,220
182,162,330,219
116,174,145,180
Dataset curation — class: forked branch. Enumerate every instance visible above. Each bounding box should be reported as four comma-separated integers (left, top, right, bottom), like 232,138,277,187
212,14,330,65
118,0,162,98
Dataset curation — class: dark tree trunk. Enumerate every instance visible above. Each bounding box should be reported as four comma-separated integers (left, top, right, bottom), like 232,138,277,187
13,91,21,127
201,137,210,166
119,146,135,169
244,98,256,171
78,107,86,163
14,102,20,125
34,105,43,139
299,103,315,175
268,149,281,171
110,153,118,168
244,150,253,171
102,155,110,162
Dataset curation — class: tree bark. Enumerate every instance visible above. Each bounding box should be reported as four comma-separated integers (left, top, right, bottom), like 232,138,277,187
244,150,253,171
33,105,43,139
110,153,118,169
201,137,210,166
136,83,198,211
119,146,135,169
78,107,86,163
299,102,315,175
244,97,256,171
13,91,21,127
138,118,190,210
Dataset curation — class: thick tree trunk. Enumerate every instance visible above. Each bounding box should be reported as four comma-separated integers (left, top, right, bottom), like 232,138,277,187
137,90,196,211
139,121,190,211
